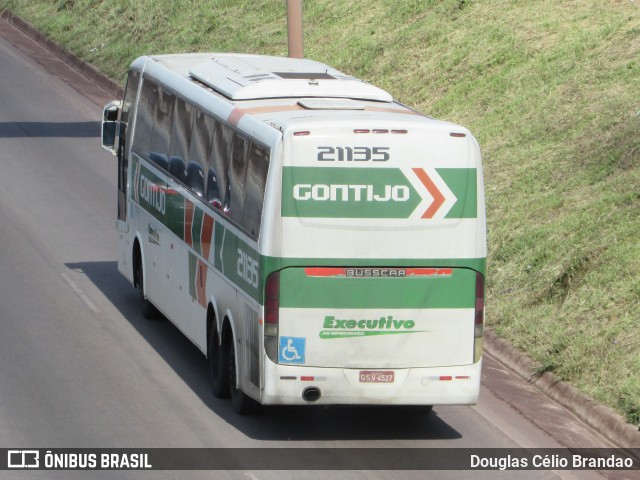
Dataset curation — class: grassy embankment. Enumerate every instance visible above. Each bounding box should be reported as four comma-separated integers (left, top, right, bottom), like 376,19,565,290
3,0,638,425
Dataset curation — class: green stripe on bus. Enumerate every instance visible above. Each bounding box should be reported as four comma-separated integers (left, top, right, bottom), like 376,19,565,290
192,206,204,256
165,191,185,239
278,267,476,309
132,158,166,224
281,167,420,218
213,222,224,271
132,156,262,302
281,166,478,219
439,168,478,218
219,231,260,301
261,256,485,282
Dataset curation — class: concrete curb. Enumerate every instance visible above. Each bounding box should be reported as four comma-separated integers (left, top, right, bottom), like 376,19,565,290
2,7,639,457
485,329,640,455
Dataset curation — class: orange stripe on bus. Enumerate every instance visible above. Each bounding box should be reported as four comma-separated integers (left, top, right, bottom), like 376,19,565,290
305,267,346,277
238,104,306,115
227,108,245,127
228,104,421,119
201,213,214,260
412,168,446,219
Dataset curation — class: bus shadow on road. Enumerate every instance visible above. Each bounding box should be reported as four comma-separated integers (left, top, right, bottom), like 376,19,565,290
65,260,462,442
0,121,100,137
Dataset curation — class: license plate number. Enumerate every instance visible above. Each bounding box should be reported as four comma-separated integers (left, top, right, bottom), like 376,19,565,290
359,371,394,383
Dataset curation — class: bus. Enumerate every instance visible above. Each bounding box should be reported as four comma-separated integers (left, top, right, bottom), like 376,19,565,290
101,53,486,414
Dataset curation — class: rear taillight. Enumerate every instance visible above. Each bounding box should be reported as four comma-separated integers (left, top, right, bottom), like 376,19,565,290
475,272,484,330
474,272,485,363
264,271,280,362
265,271,280,327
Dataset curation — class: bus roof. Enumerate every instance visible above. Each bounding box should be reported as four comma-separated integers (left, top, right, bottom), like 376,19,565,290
140,53,460,135
149,53,391,102
191,54,393,102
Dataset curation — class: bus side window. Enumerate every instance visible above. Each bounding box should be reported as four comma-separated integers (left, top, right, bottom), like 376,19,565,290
149,86,174,160
132,78,157,156
119,69,140,159
228,134,248,222
169,97,192,168
242,143,269,238
188,109,215,200
210,123,233,213
117,69,140,222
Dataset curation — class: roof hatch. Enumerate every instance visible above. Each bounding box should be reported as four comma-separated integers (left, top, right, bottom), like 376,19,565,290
189,54,393,102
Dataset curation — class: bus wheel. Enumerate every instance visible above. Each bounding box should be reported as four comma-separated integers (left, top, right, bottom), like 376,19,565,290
208,324,230,398
229,337,259,414
134,249,159,319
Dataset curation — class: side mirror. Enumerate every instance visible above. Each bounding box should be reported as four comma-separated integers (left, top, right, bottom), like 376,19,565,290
101,100,122,155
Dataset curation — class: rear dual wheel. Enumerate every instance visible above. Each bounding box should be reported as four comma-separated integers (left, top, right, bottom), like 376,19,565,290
209,324,259,414
208,326,230,398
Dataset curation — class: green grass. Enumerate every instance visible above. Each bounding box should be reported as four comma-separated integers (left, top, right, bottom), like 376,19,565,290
2,0,638,426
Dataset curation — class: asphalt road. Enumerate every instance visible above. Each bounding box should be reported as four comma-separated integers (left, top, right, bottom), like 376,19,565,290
0,18,625,480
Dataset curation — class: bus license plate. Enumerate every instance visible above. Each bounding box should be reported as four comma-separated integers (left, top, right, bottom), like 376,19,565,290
359,371,394,383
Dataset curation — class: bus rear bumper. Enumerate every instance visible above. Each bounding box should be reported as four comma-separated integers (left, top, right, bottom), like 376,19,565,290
260,359,482,406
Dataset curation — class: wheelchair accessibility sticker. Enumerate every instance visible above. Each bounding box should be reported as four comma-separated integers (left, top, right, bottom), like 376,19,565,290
279,336,306,365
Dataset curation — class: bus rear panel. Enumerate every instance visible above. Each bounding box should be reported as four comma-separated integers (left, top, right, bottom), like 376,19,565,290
261,122,485,405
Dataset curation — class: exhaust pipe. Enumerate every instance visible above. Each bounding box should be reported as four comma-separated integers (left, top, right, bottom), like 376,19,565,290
286,0,304,58
302,386,321,402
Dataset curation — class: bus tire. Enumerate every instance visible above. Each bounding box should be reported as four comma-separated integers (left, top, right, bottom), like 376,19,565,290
133,246,159,319
208,323,230,398
229,336,259,414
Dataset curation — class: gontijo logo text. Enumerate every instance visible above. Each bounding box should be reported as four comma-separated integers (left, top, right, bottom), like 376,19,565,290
139,174,166,215
282,166,478,220
293,184,409,202
320,315,421,339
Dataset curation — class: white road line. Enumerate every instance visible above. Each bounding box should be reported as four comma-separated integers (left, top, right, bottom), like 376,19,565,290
59,272,101,313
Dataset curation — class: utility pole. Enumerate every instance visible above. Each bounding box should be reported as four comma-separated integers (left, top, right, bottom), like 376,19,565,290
286,0,304,58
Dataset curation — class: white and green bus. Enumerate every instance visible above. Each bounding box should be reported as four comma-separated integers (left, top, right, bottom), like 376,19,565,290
102,53,486,414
